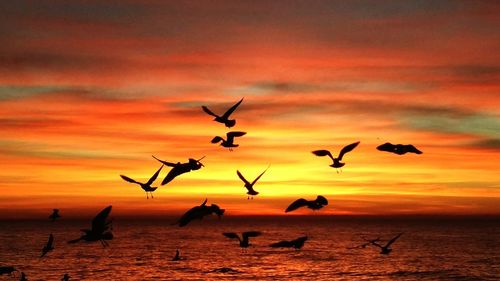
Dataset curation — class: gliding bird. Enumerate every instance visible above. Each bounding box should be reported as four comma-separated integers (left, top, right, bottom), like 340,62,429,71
68,205,113,247
120,165,163,199
211,131,246,151
377,142,422,155
236,166,269,199
40,234,54,258
223,231,261,248
152,155,205,185
370,233,403,255
176,199,225,227
312,141,360,172
285,195,328,213
202,98,243,128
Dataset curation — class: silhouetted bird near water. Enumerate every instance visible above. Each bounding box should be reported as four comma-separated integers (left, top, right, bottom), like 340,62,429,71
120,165,163,199
223,231,261,248
377,142,422,155
172,249,181,261
61,273,70,281
202,98,243,128
236,166,269,199
370,233,403,254
211,131,246,151
285,195,328,213
68,205,113,247
312,141,360,172
40,234,54,258
152,155,205,185
176,199,225,227
270,236,308,249
49,209,60,221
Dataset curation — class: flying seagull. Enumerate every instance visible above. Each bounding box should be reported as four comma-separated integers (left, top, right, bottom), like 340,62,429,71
211,131,246,151
236,166,269,199
40,234,54,258
377,142,422,155
152,155,205,185
285,195,328,213
370,233,403,254
223,231,262,248
312,141,360,172
120,164,163,199
202,98,243,128
68,205,113,247
176,199,225,227
270,236,308,249
49,209,61,221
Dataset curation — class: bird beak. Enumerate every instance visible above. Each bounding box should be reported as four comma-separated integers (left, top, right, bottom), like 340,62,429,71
197,156,206,165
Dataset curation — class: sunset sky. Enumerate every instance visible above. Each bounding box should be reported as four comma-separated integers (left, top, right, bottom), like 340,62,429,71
0,0,499,218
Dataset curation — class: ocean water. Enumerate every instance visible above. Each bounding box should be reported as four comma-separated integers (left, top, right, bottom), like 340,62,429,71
0,216,498,280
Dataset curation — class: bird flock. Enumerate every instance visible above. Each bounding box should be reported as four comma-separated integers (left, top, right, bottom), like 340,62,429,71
2,97,422,279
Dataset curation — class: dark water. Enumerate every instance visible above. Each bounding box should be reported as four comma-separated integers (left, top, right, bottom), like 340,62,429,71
0,216,498,280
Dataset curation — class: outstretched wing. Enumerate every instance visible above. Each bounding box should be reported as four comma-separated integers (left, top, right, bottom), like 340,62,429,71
162,165,189,185
91,205,112,233
152,155,177,167
211,136,224,144
251,166,269,185
315,195,328,206
236,170,250,185
47,234,54,247
120,175,141,185
146,164,163,186
312,150,334,161
403,145,422,154
221,98,243,119
376,142,395,153
385,233,403,248
285,198,308,213
338,141,360,160
269,240,292,247
201,106,219,117
242,231,262,239
226,131,246,142
223,232,241,241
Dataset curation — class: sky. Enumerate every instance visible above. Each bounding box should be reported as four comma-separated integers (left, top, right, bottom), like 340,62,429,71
0,0,499,218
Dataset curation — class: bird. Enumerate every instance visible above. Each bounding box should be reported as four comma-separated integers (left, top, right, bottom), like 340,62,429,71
347,237,381,249
312,141,360,172
202,98,243,128
152,155,205,185
211,131,246,151
40,234,54,258
68,205,113,247
172,249,181,261
49,209,61,221
377,142,422,155
61,273,70,281
120,164,163,199
176,199,225,227
270,236,308,249
236,166,269,199
223,231,262,248
370,233,403,254
285,195,328,213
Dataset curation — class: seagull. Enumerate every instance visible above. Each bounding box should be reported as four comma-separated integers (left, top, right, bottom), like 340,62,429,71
40,234,54,258
68,205,113,247
285,195,328,213
49,209,61,221
370,233,403,254
236,166,269,199
270,236,308,249
61,273,70,281
120,164,163,199
223,231,261,248
152,155,205,185
172,249,181,261
312,141,360,172
202,98,243,128
176,199,225,227
211,131,246,151
377,142,422,155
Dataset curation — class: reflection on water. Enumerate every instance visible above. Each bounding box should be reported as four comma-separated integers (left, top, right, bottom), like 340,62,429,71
0,217,498,280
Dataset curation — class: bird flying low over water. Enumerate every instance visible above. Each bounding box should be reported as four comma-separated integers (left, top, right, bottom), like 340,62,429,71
270,236,308,249
49,209,61,221
285,195,328,213
223,231,262,248
370,233,403,255
40,234,54,258
312,141,360,172
211,131,246,151
176,199,225,227
68,205,113,247
236,166,269,199
152,155,205,185
120,164,163,199
202,98,243,128
377,142,422,155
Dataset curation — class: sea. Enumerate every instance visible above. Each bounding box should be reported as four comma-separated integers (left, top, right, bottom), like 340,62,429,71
0,216,498,280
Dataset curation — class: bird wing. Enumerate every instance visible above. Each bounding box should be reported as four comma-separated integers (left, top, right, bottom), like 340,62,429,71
162,165,189,185
376,142,395,152
226,131,246,142
269,240,292,247
338,141,360,160
236,170,250,185
200,198,208,206
221,98,243,119
211,136,224,144
385,233,403,248
315,195,328,206
243,231,262,238
201,106,219,117
177,206,202,227
251,166,269,185
223,232,241,241
47,234,54,247
285,199,308,212
91,205,112,233
146,164,163,186
311,150,334,161
151,155,177,167
403,145,422,154
120,175,141,185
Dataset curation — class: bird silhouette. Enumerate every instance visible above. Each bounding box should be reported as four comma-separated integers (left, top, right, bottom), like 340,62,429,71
40,234,54,258
152,155,205,185
211,131,246,151
236,166,269,199
270,236,308,249
61,273,70,281
49,209,60,221
370,233,403,254
176,199,225,227
223,231,261,248
172,249,181,261
120,164,163,199
202,98,243,128
285,195,328,213
68,205,113,247
312,141,360,172
377,142,422,155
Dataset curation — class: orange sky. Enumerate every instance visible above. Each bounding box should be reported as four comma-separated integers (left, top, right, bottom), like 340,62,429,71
0,1,499,218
